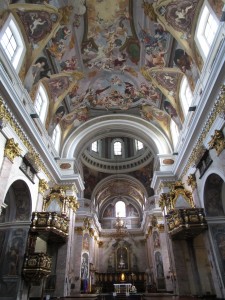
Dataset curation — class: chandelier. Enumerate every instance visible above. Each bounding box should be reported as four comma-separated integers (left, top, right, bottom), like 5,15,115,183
113,214,128,240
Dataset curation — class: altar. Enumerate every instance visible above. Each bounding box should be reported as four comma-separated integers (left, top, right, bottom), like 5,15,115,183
113,283,132,296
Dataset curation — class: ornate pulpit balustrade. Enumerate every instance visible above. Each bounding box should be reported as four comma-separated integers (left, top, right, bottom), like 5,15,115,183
165,208,208,239
23,252,52,282
30,211,69,242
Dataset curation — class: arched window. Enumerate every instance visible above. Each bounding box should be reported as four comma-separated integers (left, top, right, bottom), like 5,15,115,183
179,76,193,116
0,14,26,72
52,124,61,152
115,200,126,217
195,2,219,60
91,141,98,152
135,140,143,151
170,119,179,148
34,84,48,123
114,141,122,155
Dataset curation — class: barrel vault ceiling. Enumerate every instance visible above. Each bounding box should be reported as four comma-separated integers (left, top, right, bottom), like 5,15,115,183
4,0,223,204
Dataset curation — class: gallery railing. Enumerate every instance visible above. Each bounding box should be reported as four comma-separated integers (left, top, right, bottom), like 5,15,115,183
165,208,208,239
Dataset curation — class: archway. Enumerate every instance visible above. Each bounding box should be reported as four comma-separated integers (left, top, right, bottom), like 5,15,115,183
204,173,225,286
0,180,32,299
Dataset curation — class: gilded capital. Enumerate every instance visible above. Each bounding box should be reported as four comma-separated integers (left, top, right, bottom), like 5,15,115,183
208,129,225,156
68,196,79,212
4,138,22,162
159,193,168,210
25,152,41,173
98,241,103,247
158,224,165,232
75,227,83,235
89,228,95,237
83,217,92,230
187,174,197,191
39,179,49,195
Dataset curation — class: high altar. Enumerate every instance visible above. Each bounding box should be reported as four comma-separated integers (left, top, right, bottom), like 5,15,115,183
113,283,132,296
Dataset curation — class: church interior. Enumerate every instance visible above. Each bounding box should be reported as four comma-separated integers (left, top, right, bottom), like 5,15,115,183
0,0,225,299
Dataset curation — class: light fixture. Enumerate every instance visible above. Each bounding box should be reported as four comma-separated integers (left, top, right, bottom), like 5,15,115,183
188,106,196,112
30,113,39,119
121,273,125,281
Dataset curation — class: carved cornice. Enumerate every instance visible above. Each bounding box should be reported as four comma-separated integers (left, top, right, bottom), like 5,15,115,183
83,217,92,231
4,138,22,162
158,224,165,232
75,227,83,235
187,173,197,191
24,151,40,173
159,193,169,210
67,195,79,212
0,97,52,179
38,179,49,195
158,181,175,191
89,228,95,238
182,84,225,176
208,129,225,156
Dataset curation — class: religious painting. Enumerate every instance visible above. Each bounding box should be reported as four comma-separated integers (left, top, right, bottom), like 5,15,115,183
139,22,169,68
127,204,139,217
173,49,199,91
81,252,89,280
116,246,129,271
82,233,89,251
130,162,154,197
155,251,164,278
153,231,160,248
162,1,198,35
48,105,66,135
204,174,224,217
47,25,72,61
24,56,50,92
82,0,140,71
211,224,225,285
163,100,182,130
103,205,114,218
16,10,58,44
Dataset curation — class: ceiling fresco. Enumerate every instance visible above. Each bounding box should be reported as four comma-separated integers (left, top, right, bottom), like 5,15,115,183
83,160,154,202
3,0,224,202
5,0,223,143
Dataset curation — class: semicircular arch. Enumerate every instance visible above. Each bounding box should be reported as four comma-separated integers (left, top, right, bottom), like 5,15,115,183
61,114,173,159
91,173,148,210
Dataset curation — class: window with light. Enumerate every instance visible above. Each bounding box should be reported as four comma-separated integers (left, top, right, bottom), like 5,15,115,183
34,85,48,123
0,14,26,71
115,200,126,217
91,141,98,152
136,140,143,151
52,124,61,152
195,3,219,59
179,76,193,116
171,119,179,148
114,141,122,156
